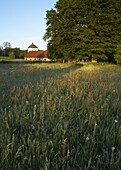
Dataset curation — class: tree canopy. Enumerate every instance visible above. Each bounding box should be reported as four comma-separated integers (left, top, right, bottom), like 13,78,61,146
0,42,27,58
114,44,121,64
44,0,121,62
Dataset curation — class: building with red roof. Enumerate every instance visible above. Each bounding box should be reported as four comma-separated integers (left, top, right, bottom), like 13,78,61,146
25,43,49,61
28,42,38,52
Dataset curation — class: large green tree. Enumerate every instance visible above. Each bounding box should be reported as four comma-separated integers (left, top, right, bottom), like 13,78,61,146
44,0,121,62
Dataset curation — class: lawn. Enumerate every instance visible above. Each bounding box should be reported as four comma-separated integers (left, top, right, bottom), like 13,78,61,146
0,63,121,169
0,56,14,61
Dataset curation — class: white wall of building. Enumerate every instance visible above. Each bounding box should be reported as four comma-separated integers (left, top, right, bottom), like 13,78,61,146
28,48,38,52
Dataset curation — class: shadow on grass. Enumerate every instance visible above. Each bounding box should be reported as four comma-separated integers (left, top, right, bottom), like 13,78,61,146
0,62,83,91
51,63,83,75
0,63,84,109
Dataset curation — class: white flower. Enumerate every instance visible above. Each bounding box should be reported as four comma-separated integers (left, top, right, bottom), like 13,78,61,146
86,136,90,141
112,146,115,151
95,122,97,126
114,120,118,123
26,101,29,104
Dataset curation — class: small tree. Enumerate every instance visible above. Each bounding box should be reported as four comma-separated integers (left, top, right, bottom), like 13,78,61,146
114,45,121,64
3,42,12,56
3,42,11,49
9,52,15,59
0,45,3,56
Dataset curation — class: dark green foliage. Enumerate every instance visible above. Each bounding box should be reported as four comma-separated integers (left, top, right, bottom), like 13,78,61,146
11,48,27,59
9,52,15,59
0,46,3,56
114,44,121,64
47,43,64,61
0,43,27,59
44,0,121,62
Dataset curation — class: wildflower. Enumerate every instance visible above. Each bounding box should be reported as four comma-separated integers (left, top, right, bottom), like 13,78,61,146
112,146,115,151
86,136,90,141
114,120,118,123
95,122,97,126
26,101,29,105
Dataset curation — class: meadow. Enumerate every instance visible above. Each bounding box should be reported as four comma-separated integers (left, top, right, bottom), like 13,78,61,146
0,63,121,170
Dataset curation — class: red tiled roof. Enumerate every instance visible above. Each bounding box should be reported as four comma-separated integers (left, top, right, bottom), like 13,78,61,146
28,43,38,49
25,50,47,58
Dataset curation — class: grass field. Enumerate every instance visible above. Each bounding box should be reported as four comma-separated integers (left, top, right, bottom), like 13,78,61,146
0,63,121,170
0,56,14,60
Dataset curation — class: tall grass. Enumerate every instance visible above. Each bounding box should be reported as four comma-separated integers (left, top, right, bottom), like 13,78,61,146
0,63,121,169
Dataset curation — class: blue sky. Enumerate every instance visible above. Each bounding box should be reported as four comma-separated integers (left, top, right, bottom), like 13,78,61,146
0,0,57,50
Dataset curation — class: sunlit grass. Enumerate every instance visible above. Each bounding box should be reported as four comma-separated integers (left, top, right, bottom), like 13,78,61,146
0,63,121,169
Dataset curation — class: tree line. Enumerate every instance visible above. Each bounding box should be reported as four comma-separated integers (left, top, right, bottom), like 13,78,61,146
0,42,27,59
44,0,121,64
